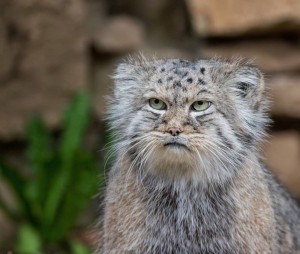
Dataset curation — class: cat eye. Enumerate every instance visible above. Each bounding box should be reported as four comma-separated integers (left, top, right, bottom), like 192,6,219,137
149,98,167,110
191,101,211,111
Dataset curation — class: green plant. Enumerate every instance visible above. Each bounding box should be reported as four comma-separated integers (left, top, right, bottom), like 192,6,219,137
0,92,101,253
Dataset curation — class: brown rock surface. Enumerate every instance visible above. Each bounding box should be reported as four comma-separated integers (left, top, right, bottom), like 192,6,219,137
0,0,88,140
186,0,300,36
268,75,300,118
203,40,300,73
264,132,300,199
106,0,187,39
92,16,144,53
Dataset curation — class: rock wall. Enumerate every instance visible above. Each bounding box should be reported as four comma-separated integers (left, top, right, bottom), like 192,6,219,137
186,0,300,37
0,0,88,140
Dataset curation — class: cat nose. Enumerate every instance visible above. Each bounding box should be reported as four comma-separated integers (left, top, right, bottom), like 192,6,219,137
168,127,182,136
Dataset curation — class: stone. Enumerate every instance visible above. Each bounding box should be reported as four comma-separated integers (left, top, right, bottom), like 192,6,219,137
186,0,300,37
268,75,300,118
92,16,144,53
202,40,300,73
0,0,88,140
106,0,187,39
263,132,300,199
90,58,118,117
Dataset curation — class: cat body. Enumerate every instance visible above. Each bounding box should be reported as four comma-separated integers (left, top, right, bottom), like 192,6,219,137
100,57,300,253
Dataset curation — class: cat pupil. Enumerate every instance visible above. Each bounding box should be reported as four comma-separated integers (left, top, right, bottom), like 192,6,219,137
198,101,203,105
155,99,159,104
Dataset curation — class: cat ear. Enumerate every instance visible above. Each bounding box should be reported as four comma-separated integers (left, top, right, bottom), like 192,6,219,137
113,56,153,94
108,60,146,132
232,65,265,108
112,61,143,98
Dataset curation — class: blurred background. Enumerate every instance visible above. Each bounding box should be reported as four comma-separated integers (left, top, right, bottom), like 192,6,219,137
0,0,300,253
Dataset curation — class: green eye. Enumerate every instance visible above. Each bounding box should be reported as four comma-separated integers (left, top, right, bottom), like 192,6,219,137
191,101,211,111
149,98,167,110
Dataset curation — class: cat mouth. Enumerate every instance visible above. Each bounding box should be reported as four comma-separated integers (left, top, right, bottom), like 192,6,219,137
164,142,189,150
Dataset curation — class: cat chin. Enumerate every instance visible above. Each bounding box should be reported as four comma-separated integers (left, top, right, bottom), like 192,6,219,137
144,149,203,181
142,148,237,185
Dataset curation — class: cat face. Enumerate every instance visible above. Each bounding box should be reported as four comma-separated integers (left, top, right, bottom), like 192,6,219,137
108,57,270,184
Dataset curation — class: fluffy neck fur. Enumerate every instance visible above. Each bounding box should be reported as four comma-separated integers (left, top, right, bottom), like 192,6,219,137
103,152,276,254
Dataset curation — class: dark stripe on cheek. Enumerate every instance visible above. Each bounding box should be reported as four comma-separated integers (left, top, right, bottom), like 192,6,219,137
130,134,139,140
142,109,161,118
216,127,233,149
195,112,214,122
127,141,138,161
217,108,232,122
236,133,253,148
198,118,214,125
145,116,158,121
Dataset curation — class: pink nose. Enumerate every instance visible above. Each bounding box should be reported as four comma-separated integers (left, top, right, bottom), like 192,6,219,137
168,127,182,136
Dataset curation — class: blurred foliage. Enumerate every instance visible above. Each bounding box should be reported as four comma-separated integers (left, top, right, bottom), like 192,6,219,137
0,91,102,253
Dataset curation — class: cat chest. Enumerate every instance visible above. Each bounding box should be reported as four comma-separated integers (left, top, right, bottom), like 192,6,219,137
140,190,238,253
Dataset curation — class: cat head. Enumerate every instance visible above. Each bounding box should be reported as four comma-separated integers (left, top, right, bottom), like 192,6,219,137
107,56,270,185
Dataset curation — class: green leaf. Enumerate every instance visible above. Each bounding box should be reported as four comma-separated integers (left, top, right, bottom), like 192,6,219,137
16,224,42,254
69,240,91,254
44,92,91,234
0,159,35,223
60,91,90,160
26,115,52,176
25,116,53,221
49,150,99,241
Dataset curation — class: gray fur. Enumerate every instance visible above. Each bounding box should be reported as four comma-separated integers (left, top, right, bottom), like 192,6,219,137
99,57,300,254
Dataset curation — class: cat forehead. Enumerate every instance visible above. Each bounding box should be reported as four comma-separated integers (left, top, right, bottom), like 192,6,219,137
146,60,227,93
153,59,212,76
147,59,239,84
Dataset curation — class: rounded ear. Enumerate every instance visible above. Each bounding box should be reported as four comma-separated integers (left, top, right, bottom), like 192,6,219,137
113,55,154,96
232,65,265,109
113,62,140,93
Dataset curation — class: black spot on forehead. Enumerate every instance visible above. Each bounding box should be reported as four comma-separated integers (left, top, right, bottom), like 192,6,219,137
173,68,180,75
179,60,190,67
167,76,174,81
173,81,182,88
158,79,162,84
182,72,188,78
200,67,205,75
160,67,165,72
170,68,192,79
187,78,193,83
198,78,206,85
